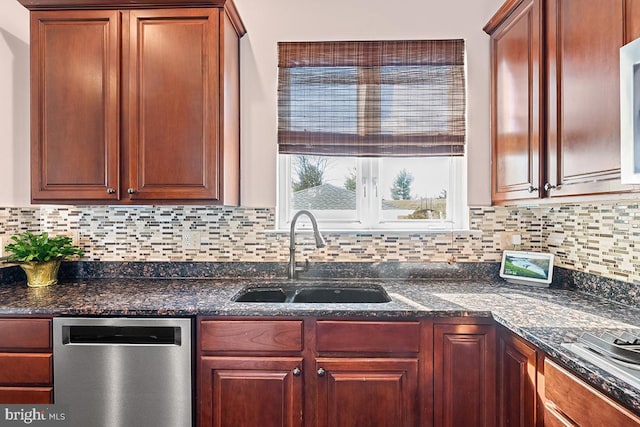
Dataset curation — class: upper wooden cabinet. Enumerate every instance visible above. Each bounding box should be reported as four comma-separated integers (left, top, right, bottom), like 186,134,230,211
485,0,640,204
486,0,543,203
20,0,245,204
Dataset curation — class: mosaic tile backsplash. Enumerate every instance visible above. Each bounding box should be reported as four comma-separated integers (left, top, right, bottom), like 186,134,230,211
0,201,638,285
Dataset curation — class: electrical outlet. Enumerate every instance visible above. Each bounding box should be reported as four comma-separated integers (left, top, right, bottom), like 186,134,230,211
69,230,80,246
0,235,7,258
182,231,201,250
499,232,521,249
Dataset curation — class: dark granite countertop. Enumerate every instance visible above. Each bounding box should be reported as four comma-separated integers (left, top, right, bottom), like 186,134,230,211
0,262,638,415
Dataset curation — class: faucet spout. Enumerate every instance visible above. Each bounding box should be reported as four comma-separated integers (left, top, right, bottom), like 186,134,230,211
289,210,325,279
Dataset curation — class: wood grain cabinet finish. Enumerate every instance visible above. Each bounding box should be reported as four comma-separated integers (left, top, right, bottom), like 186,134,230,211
433,323,496,427
545,0,637,197
486,0,640,203
0,317,53,404
200,356,304,427
312,320,421,427
498,328,540,427
29,10,120,202
312,358,419,427
544,359,640,426
198,319,305,427
198,318,425,427
200,320,304,353
486,0,543,203
21,0,244,204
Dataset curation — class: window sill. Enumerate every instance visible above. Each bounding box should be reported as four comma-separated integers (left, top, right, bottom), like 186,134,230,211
267,228,479,235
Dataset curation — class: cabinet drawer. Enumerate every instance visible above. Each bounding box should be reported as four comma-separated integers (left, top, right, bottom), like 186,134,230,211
200,320,303,352
316,321,420,353
0,387,53,404
0,318,51,351
0,353,52,385
544,359,640,426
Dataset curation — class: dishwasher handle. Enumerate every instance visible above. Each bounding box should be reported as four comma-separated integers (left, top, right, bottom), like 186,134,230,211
62,325,182,346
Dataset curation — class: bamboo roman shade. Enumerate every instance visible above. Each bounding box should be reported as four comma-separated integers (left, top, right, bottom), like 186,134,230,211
277,39,466,157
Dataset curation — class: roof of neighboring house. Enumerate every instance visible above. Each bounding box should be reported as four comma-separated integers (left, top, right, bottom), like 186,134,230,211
293,183,356,210
292,183,405,210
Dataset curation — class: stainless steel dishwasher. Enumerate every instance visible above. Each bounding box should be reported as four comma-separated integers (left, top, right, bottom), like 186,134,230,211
53,317,192,427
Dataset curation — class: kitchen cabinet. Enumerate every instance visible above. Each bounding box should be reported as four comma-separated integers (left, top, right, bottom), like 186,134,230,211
200,357,303,427
198,318,423,427
545,0,637,197
199,319,305,427
312,320,421,427
19,0,245,205
433,321,496,427
485,0,640,203
485,0,543,203
497,327,540,427
0,317,53,404
543,358,640,426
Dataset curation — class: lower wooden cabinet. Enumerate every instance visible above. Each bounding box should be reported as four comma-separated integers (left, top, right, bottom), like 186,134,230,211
543,359,640,426
0,317,53,404
200,356,303,427
433,322,496,427
198,317,424,427
0,387,52,404
313,358,418,427
498,328,540,427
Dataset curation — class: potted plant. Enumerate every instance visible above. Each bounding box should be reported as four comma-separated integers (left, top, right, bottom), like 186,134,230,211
4,231,83,287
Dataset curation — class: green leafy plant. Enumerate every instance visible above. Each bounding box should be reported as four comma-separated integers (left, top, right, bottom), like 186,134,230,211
4,232,83,263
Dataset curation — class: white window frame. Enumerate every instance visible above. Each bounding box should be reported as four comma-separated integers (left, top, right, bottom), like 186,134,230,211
277,155,467,231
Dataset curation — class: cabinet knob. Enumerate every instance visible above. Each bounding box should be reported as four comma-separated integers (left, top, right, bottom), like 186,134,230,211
107,188,116,194
292,367,301,376
317,368,326,377
527,185,538,193
544,183,557,191
127,188,136,194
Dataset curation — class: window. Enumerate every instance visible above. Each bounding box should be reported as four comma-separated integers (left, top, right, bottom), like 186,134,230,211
277,40,467,230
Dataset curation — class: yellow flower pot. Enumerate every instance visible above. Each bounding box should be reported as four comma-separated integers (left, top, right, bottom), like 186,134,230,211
19,259,62,287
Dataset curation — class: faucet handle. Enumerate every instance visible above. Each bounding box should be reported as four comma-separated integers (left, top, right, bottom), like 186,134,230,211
295,259,310,274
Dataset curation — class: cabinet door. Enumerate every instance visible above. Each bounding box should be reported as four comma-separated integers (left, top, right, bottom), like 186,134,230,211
627,0,640,42
313,358,418,427
498,330,539,427
489,0,543,203
199,356,303,427
544,359,640,426
126,9,221,201
30,10,120,202
433,324,496,427
546,0,631,196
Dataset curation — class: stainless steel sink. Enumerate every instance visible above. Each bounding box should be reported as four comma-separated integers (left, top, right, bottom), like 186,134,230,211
232,283,391,304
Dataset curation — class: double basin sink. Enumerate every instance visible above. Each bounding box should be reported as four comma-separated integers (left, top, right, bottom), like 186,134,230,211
233,282,391,304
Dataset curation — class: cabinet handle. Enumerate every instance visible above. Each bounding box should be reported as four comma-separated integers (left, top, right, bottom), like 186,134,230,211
527,185,538,193
544,183,557,191
293,367,301,376
127,188,136,194
317,368,326,377
107,188,116,194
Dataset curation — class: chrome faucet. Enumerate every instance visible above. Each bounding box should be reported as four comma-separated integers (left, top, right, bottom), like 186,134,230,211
289,210,326,279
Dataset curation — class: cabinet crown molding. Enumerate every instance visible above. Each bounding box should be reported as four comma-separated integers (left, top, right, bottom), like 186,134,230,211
18,0,245,36
483,0,527,34
19,0,232,12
